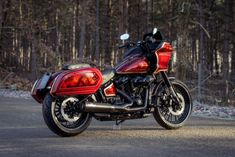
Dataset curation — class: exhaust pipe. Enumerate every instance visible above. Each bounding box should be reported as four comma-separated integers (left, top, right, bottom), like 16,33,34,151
84,89,148,113
84,102,127,113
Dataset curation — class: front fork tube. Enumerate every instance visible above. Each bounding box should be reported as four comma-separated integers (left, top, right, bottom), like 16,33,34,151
148,85,152,106
160,72,180,104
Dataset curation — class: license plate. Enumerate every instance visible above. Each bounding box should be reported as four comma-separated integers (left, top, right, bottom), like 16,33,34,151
37,73,51,90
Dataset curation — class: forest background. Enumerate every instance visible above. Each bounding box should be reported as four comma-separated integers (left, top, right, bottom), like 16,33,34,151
0,0,235,106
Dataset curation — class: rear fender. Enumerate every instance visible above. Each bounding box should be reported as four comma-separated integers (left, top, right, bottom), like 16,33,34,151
31,72,61,103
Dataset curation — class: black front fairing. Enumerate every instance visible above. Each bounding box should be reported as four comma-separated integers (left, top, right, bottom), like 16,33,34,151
123,46,143,59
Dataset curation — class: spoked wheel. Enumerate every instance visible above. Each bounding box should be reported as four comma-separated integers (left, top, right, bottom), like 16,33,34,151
153,80,192,129
42,94,92,137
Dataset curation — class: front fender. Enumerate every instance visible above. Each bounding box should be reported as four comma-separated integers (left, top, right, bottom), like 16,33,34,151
152,77,176,96
152,77,191,99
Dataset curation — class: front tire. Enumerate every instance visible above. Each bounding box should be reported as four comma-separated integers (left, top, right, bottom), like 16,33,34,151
153,80,192,129
42,94,92,137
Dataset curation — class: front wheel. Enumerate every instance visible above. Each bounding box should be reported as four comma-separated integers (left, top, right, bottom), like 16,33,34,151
153,80,192,129
42,94,92,137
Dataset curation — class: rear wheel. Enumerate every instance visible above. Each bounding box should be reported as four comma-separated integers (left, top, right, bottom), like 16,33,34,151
42,94,92,137
153,80,192,129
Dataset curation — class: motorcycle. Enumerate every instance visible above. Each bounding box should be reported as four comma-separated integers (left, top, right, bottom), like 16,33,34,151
31,28,192,137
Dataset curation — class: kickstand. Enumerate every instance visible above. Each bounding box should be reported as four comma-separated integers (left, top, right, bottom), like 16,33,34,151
112,120,125,130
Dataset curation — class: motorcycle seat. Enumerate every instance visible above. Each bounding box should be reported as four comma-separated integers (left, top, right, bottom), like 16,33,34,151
102,69,115,85
62,64,91,70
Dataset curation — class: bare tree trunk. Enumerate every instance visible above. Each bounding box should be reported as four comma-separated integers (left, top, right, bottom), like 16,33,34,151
29,0,38,80
55,8,62,67
214,23,219,75
72,5,77,61
222,0,231,102
191,35,196,71
117,0,124,64
176,31,187,81
94,0,100,65
30,30,37,80
232,44,235,82
77,0,89,61
198,0,205,101
150,0,154,28
18,0,23,67
0,0,11,67
85,30,91,59
78,16,86,60
145,0,148,32
207,22,213,73
137,0,140,39
123,0,128,32
0,0,2,65
104,0,111,66
231,0,235,81
168,0,173,41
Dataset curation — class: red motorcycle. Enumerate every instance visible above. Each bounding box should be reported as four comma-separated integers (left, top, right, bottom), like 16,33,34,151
31,28,192,137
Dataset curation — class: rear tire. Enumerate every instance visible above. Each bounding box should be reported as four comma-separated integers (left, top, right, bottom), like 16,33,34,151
153,80,192,129
42,94,92,137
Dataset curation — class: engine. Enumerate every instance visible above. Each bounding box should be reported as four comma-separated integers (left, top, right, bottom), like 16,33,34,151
92,75,154,121
112,75,153,107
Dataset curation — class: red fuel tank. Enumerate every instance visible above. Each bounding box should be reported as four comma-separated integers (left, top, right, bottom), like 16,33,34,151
50,67,103,96
116,57,149,74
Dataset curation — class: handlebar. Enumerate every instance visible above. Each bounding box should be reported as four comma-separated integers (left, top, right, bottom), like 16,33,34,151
118,44,126,49
118,41,137,49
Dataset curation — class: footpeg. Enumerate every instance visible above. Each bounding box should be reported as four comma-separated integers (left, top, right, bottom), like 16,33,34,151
112,120,125,130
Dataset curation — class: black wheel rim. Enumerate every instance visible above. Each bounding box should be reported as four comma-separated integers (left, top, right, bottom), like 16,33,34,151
51,97,89,131
157,84,191,125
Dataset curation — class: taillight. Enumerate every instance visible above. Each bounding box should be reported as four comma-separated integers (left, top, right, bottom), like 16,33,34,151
60,72,98,89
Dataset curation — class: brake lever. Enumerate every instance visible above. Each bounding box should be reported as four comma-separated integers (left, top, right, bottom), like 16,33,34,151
118,45,126,49
118,42,136,49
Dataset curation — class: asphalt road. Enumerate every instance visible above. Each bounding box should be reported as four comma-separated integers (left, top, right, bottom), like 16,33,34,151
0,96,234,157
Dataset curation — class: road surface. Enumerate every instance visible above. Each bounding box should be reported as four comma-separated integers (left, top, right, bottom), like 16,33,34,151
0,96,234,157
